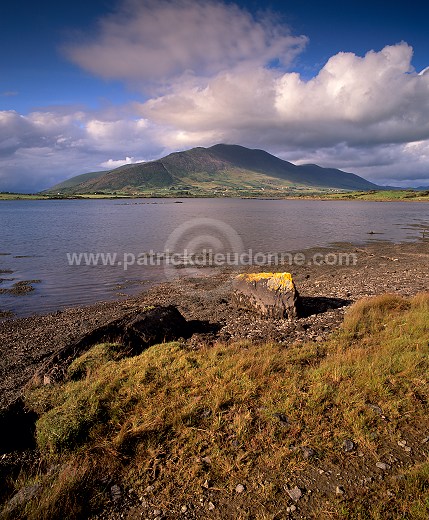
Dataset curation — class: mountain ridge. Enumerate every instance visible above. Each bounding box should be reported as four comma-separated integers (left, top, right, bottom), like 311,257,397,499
45,144,381,195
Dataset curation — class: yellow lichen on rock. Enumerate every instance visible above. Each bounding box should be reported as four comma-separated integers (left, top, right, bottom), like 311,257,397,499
237,272,294,291
266,273,294,291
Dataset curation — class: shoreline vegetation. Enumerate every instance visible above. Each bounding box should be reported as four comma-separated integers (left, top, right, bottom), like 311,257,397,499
1,240,429,519
1,189,429,202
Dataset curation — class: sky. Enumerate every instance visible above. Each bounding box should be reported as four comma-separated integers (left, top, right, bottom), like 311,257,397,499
1,0,429,192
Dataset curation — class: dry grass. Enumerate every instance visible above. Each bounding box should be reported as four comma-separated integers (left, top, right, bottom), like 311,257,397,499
2,294,429,519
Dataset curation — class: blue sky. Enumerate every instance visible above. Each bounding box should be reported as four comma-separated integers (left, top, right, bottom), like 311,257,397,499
1,0,429,191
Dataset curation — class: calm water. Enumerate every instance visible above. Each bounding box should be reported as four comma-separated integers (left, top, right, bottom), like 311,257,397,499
1,198,428,317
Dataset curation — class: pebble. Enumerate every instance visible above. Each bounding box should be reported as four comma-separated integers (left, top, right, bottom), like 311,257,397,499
286,504,297,513
110,484,121,502
336,486,345,495
376,462,391,471
7,483,42,509
301,446,316,459
181,505,188,513
235,484,245,494
208,502,215,510
343,439,355,452
367,404,383,416
287,486,303,502
273,412,289,425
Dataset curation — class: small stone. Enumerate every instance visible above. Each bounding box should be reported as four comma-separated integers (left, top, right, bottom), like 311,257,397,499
153,510,161,516
397,440,407,448
318,469,325,475
235,484,245,494
208,502,215,510
404,446,412,452
201,456,211,464
368,404,383,415
287,486,302,502
286,504,297,513
335,486,345,495
145,485,154,493
273,412,289,425
7,484,42,509
110,484,121,502
181,505,188,513
202,479,210,489
342,439,355,452
422,436,429,444
301,446,316,459
376,462,391,471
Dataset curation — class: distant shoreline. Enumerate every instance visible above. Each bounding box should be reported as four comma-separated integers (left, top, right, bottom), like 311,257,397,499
1,189,429,202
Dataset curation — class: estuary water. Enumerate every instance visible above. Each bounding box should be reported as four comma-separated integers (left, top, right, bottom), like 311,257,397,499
0,198,428,317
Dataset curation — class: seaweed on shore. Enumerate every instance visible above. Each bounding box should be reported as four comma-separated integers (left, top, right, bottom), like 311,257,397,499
0,280,41,296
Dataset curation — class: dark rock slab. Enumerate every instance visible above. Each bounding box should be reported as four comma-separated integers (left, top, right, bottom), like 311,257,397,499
35,305,191,384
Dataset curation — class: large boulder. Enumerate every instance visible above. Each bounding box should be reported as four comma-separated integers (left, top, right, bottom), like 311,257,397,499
233,272,299,319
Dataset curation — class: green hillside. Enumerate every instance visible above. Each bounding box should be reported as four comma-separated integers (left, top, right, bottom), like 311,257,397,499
47,170,107,192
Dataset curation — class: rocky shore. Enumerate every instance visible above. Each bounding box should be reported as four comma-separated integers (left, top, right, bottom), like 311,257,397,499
1,240,428,419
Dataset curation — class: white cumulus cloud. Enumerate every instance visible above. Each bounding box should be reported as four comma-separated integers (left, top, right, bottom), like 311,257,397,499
99,156,145,168
65,0,307,84
141,43,429,148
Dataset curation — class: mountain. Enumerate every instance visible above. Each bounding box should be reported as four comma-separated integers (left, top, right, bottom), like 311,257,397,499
45,144,380,195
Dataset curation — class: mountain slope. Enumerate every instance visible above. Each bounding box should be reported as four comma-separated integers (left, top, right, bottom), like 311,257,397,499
48,170,107,192
45,144,380,195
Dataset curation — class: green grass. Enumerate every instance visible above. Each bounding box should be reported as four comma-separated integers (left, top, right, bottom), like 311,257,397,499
324,189,429,201
0,193,49,200
2,294,429,519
